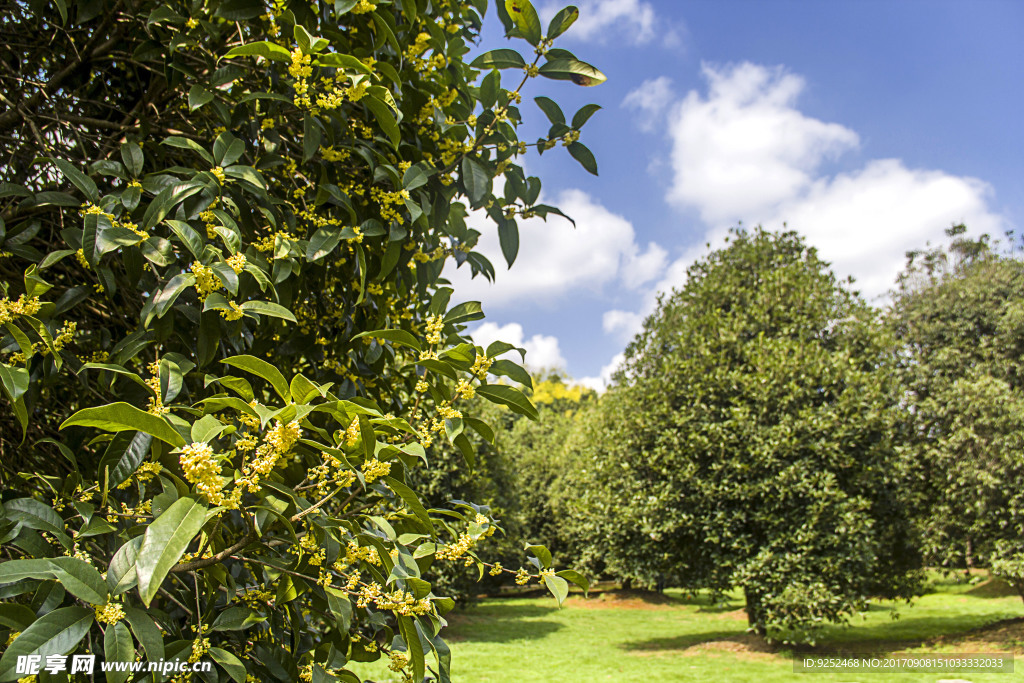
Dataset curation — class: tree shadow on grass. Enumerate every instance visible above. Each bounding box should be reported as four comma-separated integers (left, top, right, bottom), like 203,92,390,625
620,616,1024,658
445,603,564,643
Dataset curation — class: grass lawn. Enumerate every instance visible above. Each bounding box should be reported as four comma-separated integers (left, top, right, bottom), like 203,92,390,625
350,573,1024,682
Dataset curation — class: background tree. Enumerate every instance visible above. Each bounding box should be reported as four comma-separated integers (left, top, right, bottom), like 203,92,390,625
0,0,600,680
889,226,1024,598
566,227,921,641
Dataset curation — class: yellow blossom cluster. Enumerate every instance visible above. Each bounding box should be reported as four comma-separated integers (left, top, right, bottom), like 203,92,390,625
321,146,351,163
227,252,246,273
188,637,210,663
190,261,222,301
370,186,410,225
288,48,313,108
361,458,390,483
435,533,473,561
179,442,238,506
237,420,302,494
388,651,409,672
220,301,244,321
145,362,169,416
0,294,42,325
515,568,531,585
53,321,76,351
456,378,475,399
470,353,493,379
239,588,274,608
352,0,376,14
562,130,580,146
94,601,126,625
344,416,360,446
425,315,444,345
200,207,218,238
310,452,357,496
335,540,381,570
210,166,226,185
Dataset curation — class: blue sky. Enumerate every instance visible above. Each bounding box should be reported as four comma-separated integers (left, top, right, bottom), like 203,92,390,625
446,0,1024,389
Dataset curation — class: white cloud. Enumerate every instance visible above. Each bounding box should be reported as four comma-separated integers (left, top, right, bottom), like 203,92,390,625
579,353,626,393
623,76,675,132
667,62,860,224
470,322,567,371
445,189,666,310
659,61,1007,301
538,0,674,46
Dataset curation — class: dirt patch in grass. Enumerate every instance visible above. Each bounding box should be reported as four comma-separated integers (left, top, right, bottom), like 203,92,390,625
629,633,775,661
924,616,1024,653
965,577,1019,599
563,590,684,610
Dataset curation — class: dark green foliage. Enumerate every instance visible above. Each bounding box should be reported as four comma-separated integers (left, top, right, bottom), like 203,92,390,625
890,226,1024,598
565,227,921,641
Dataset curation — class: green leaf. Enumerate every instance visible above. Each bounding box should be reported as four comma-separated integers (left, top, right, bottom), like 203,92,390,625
4,499,68,542
165,220,204,258
104,431,154,489
461,157,490,205
547,5,579,39
0,363,29,403
240,300,298,322
60,402,186,447
364,95,400,147
383,477,435,534
107,536,144,596
0,558,61,583
498,219,519,267
221,355,290,401
556,569,590,595
444,301,485,324
161,136,215,164
470,49,526,70
223,40,291,63
314,53,372,73
191,414,230,443
121,142,144,177
525,543,552,568
567,141,598,175
489,359,532,388
0,607,93,682
141,181,205,230
42,157,99,202
306,226,343,262
534,96,565,125
352,329,422,351
543,573,570,606
505,0,542,45
211,607,266,631
210,647,247,683
48,557,108,605
104,621,134,683
539,58,607,86
571,103,602,129
123,607,164,661
476,384,539,419
188,85,214,111
136,497,208,607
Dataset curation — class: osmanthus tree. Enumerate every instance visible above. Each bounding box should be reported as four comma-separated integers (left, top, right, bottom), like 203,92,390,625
889,227,1024,599
564,228,921,642
0,0,600,680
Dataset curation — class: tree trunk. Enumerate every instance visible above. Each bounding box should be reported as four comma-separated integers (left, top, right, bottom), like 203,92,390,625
744,588,767,638
965,536,974,580
620,577,632,591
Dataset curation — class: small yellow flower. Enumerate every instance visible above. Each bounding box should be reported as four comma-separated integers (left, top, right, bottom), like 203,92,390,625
210,166,226,184
186,17,199,28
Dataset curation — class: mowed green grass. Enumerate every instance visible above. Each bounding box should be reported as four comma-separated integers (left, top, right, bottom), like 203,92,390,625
350,575,1024,682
